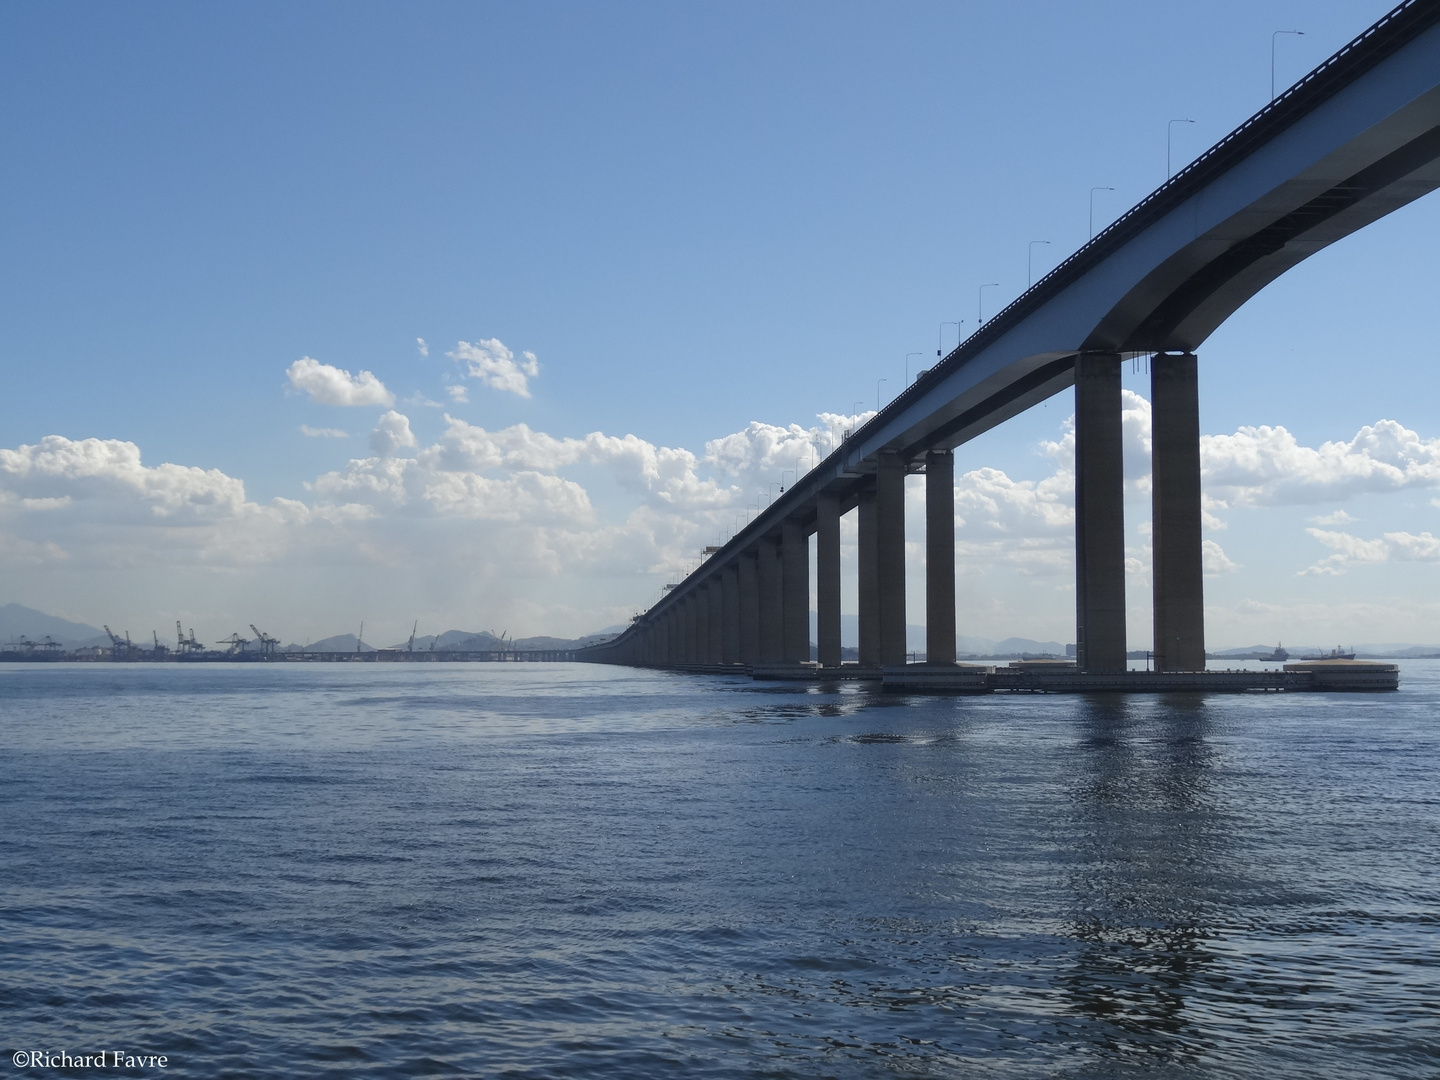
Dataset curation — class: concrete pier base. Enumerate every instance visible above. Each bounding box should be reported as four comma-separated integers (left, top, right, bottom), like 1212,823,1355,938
1152,353,1205,672
877,451,907,667
816,494,842,669
925,450,956,665
1074,353,1127,672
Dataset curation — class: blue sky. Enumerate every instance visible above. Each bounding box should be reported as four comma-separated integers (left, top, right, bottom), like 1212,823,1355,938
3,0,1439,648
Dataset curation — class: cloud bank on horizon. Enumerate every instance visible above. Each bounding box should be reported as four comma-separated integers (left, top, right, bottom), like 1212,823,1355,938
4,346,1440,645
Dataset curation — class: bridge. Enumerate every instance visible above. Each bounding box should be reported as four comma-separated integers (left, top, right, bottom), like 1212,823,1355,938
579,0,1440,684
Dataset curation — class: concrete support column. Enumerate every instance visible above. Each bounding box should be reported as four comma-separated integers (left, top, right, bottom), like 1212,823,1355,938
857,481,879,668
782,517,810,663
696,587,711,666
663,611,676,667
722,563,741,665
815,493,842,668
1074,352,1127,672
682,596,694,665
738,551,760,665
925,449,956,664
1152,352,1205,671
757,537,784,663
877,451,907,667
706,578,723,665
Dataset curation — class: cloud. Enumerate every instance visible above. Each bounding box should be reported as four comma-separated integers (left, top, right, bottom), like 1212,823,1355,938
448,338,540,398
1298,527,1440,575
1310,509,1356,525
8,404,1438,642
1203,419,1440,507
369,411,418,458
285,357,395,407
446,385,469,404
1203,539,1238,575
416,338,429,357
300,425,348,439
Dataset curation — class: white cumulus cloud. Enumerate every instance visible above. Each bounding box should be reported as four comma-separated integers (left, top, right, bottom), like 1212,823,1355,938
369,411,418,457
448,338,540,398
286,357,395,407
300,425,348,439
1203,419,1440,507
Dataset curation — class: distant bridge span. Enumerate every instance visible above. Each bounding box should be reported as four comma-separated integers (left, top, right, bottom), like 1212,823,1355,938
582,0,1440,675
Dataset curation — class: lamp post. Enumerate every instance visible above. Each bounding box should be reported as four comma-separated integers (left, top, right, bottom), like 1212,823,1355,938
905,351,925,385
876,378,887,411
938,320,962,357
1272,29,1304,101
1168,119,1195,178
978,283,999,325
1089,186,1114,239
853,400,865,417
1028,240,1051,287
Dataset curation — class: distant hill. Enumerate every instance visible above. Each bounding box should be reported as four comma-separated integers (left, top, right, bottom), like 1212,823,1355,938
0,603,105,648
300,634,376,653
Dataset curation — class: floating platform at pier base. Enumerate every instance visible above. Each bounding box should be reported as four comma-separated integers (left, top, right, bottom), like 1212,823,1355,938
751,663,884,681
879,660,1398,694
1283,659,1401,690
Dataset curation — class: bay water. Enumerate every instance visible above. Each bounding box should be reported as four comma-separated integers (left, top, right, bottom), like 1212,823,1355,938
2,662,1437,1077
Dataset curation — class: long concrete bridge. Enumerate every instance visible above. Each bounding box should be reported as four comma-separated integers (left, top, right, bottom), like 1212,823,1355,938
580,0,1440,680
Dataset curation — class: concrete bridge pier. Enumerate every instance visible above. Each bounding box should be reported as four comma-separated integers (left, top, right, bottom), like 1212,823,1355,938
877,451,907,666
815,493,842,668
758,535,784,663
1152,352,1205,671
857,481,879,667
722,562,741,665
739,551,760,665
681,595,695,664
782,517,810,663
706,577,724,664
925,449,956,664
1074,352,1127,672
696,581,712,664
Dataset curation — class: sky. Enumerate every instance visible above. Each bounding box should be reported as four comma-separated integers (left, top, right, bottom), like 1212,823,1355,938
3,0,1440,650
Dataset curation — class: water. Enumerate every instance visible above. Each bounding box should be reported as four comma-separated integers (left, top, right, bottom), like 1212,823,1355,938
2,662,1438,1078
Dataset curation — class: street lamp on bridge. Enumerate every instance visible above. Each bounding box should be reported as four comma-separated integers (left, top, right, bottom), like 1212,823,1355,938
876,378,887,411
1272,30,1305,102
905,351,925,386
1089,186,1114,239
938,320,962,357
1168,118,1195,178
1028,240,1051,287
978,283,999,325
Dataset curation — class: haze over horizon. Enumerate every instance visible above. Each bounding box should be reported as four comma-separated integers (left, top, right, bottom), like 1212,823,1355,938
3,0,1439,650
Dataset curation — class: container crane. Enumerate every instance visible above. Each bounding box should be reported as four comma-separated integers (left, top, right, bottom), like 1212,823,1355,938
176,622,204,655
217,632,249,655
249,625,280,657
103,625,134,660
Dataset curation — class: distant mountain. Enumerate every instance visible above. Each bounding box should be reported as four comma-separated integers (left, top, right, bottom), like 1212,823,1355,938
303,634,376,653
0,603,104,648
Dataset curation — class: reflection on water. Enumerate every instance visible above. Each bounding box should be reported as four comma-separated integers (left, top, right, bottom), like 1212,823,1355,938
2,663,1438,1077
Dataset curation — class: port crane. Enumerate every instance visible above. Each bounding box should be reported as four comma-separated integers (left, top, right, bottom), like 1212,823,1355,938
103,625,135,660
151,631,169,658
249,625,280,657
217,632,250,655
176,622,204,655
